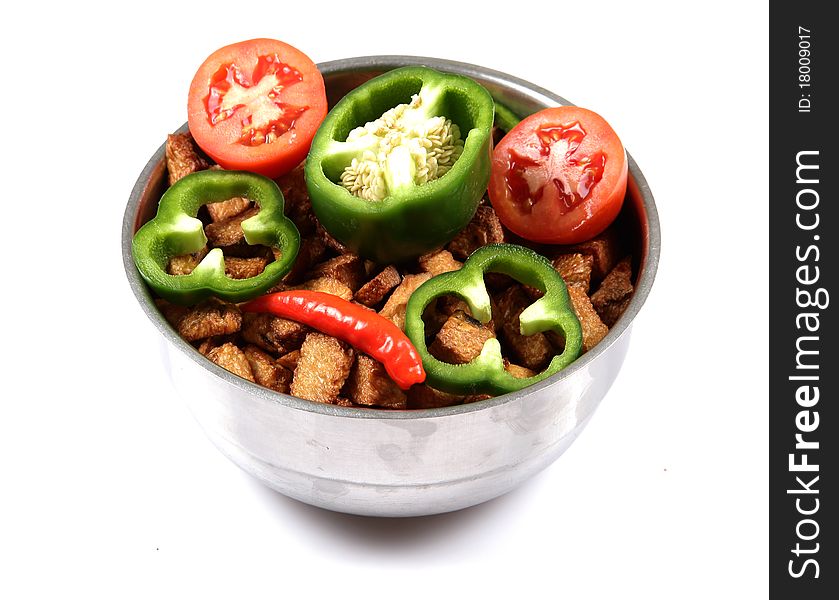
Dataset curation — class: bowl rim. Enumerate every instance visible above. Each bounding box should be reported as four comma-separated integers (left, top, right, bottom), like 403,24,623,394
121,54,660,421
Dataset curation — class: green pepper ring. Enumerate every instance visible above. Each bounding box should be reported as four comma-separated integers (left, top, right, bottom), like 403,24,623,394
132,170,300,305
304,66,495,264
404,244,583,395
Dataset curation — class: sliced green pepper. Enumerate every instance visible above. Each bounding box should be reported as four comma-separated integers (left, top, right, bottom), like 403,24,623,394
404,244,583,395
132,170,300,305
305,66,495,263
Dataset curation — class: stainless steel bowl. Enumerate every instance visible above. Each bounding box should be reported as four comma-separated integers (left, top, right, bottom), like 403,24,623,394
122,56,660,517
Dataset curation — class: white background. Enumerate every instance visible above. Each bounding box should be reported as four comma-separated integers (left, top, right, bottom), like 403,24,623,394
0,1,767,597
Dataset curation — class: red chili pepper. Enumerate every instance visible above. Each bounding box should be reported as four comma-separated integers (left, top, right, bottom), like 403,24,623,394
240,290,426,390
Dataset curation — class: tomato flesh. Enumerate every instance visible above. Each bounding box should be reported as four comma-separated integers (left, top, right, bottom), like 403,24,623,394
489,106,627,245
505,120,608,216
188,39,327,179
205,54,308,146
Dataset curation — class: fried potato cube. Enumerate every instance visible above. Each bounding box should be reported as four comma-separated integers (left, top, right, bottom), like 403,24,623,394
591,256,634,327
275,162,314,235
214,241,272,260
224,256,270,279
503,360,537,379
167,246,209,276
437,295,470,316
418,248,462,275
309,254,366,292
207,197,252,223
297,276,353,301
483,272,515,292
552,253,594,292
196,336,227,356
379,272,433,330
420,302,448,340
165,132,208,185
206,342,255,382
155,298,190,329
241,312,308,355
276,350,300,371
447,203,505,260
354,266,402,307
177,299,242,342
315,221,349,254
432,295,497,334
428,310,495,365
344,355,407,408
282,236,327,284
407,385,466,409
243,345,292,393
567,286,609,352
567,227,622,281
290,333,355,403
204,207,260,247
421,295,481,339
495,286,553,371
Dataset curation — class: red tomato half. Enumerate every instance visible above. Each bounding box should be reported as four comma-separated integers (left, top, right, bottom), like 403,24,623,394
488,106,627,245
187,39,327,179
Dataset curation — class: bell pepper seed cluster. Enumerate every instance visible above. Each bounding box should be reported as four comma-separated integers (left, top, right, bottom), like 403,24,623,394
133,39,636,410
338,89,464,200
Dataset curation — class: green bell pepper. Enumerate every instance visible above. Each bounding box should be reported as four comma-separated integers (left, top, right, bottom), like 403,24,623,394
404,243,583,395
493,100,522,133
132,170,300,305
305,66,495,263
